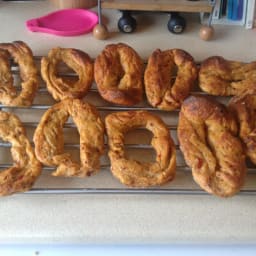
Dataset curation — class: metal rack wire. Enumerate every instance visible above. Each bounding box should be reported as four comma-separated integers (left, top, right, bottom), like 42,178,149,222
1,56,256,196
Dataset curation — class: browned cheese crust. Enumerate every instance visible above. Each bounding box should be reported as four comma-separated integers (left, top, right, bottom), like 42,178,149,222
94,43,144,106
105,111,176,187
177,95,246,197
229,92,256,164
41,47,94,101
0,41,38,106
0,111,41,196
33,99,105,177
144,49,198,111
199,56,256,96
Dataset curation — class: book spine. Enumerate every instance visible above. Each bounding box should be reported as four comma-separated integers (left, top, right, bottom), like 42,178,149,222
213,0,222,19
237,0,244,20
245,0,256,29
227,0,233,19
222,0,227,15
231,0,238,20
242,0,248,25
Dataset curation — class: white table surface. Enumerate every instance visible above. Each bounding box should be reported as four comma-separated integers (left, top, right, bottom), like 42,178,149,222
1,244,256,256
0,0,256,244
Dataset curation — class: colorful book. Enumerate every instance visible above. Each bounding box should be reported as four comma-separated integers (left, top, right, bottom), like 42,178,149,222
222,0,228,15
237,0,244,20
227,0,244,21
211,0,247,25
227,0,233,19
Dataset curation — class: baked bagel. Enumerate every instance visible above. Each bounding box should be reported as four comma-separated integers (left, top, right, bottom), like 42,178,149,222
229,92,256,164
105,111,176,187
178,95,246,197
94,43,144,106
33,98,104,177
144,48,198,110
0,111,41,196
199,56,256,96
0,41,38,106
41,47,94,101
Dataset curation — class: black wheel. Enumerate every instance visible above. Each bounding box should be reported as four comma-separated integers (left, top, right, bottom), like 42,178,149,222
118,11,137,33
167,13,186,34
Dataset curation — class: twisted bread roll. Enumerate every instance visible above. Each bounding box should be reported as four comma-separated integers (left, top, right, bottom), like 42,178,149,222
94,43,144,106
41,47,93,101
178,96,246,197
0,111,41,196
106,111,176,187
199,56,256,96
0,41,38,106
144,49,198,110
33,99,104,177
229,92,256,165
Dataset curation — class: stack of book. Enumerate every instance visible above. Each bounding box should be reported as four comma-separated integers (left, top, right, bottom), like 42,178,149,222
211,0,255,29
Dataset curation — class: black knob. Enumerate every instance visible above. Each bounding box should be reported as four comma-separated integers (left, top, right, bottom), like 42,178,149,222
118,11,137,33
167,13,186,34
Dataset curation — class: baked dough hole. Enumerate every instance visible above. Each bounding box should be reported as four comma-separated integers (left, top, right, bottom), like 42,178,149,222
116,62,125,89
62,119,81,161
170,65,178,86
56,61,79,87
0,145,12,171
5,58,22,90
124,128,156,163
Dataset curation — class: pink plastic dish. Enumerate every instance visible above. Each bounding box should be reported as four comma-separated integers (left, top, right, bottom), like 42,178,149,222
26,9,98,36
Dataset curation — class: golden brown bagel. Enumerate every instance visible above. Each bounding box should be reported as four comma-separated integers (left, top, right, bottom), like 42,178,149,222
0,41,38,106
144,48,198,110
41,47,94,101
178,95,246,197
229,92,256,164
33,98,104,177
199,56,256,96
105,111,176,187
94,43,144,106
0,111,41,196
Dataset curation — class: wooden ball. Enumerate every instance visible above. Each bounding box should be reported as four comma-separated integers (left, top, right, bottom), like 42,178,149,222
199,25,214,41
93,24,109,40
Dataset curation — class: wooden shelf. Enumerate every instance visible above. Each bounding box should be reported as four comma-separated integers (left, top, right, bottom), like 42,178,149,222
101,0,214,13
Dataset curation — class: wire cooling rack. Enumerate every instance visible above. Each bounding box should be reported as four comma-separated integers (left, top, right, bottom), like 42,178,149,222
0,56,256,196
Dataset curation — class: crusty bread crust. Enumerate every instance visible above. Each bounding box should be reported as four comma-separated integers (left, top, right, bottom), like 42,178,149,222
41,47,93,101
33,98,105,177
94,43,144,106
144,48,197,111
178,95,246,197
106,110,176,187
0,111,41,196
199,56,256,96
229,92,256,164
0,41,38,106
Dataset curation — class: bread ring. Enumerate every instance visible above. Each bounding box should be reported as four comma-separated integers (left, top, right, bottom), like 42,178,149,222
229,92,256,165
199,56,256,96
144,49,198,111
33,98,104,177
105,111,176,187
94,43,144,106
177,95,246,197
41,47,93,101
0,41,38,106
0,111,41,196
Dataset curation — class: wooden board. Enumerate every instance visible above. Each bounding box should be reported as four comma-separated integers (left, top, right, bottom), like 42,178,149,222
101,0,214,13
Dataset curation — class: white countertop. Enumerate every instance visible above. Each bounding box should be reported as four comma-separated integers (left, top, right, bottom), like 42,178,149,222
1,0,256,244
